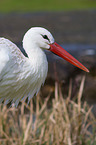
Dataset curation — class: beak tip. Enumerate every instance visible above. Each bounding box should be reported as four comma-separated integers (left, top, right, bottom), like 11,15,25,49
86,69,90,73
84,68,89,73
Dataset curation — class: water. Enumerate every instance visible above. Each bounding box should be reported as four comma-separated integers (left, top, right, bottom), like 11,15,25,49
61,44,96,57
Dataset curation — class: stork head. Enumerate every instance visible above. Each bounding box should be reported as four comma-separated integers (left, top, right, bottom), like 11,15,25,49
23,27,54,50
23,27,89,72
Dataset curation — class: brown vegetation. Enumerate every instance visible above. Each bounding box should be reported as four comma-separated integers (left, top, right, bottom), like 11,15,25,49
0,76,96,145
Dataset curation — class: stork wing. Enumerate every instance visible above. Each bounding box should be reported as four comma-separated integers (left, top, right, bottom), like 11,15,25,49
0,38,10,73
0,37,25,73
0,37,27,105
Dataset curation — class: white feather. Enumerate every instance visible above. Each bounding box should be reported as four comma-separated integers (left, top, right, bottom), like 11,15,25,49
0,27,55,106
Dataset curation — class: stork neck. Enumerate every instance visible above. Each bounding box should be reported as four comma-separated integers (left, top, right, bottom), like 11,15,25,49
23,39,39,58
23,40,48,81
23,40,46,64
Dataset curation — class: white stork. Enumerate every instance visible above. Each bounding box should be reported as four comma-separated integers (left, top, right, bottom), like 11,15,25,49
0,27,89,106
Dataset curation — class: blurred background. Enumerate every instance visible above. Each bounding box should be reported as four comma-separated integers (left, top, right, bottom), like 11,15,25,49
0,0,96,105
0,0,96,144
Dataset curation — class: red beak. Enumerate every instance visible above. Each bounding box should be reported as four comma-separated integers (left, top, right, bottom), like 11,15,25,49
49,42,89,72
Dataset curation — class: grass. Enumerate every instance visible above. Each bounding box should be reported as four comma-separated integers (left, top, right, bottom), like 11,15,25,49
0,0,96,13
0,76,96,145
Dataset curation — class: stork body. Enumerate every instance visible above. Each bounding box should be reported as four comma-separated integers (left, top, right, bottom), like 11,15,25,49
0,27,89,106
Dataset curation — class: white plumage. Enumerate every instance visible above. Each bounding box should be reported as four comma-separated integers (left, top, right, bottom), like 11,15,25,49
0,27,54,106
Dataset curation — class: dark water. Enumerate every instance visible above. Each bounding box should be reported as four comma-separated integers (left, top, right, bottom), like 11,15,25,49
61,44,96,56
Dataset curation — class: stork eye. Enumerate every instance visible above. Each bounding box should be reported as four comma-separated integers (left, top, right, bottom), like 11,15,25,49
42,35,49,41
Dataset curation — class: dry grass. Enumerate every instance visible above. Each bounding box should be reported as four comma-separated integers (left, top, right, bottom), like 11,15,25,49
0,76,96,145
